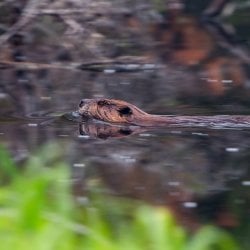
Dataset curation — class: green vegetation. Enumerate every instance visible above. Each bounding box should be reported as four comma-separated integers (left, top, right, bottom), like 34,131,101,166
0,144,240,250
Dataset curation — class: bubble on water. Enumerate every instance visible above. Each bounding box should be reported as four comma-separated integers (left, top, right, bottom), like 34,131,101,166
207,78,218,83
78,135,90,139
142,64,156,69
73,163,85,167
27,123,38,127
104,69,116,74
242,181,250,186
120,155,136,163
222,80,233,84
126,64,139,70
124,158,136,163
168,181,180,186
112,153,136,164
225,147,239,152
183,202,198,208
139,133,153,137
0,93,7,98
192,132,209,136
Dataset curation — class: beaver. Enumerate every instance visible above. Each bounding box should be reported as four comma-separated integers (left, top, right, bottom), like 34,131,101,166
78,98,250,128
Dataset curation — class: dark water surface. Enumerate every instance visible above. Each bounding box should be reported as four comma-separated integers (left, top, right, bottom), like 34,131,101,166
1,100,250,234
1,0,250,248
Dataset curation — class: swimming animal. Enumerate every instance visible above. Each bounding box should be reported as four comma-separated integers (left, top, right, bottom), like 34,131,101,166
77,98,250,128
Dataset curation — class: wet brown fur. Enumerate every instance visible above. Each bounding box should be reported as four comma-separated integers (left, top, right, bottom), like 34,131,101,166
78,98,250,128
78,98,153,125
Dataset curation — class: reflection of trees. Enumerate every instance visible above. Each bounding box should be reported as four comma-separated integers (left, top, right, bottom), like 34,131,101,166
151,1,249,99
87,128,247,196
2,118,248,197
0,0,250,110
0,118,249,230
75,123,248,230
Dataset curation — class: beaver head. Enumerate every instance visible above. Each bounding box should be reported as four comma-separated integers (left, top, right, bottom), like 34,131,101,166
78,98,148,125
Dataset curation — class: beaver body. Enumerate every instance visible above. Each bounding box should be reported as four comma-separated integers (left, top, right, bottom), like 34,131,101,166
78,98,250,128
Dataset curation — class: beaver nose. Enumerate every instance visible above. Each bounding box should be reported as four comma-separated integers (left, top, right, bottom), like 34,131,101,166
79,99,85,108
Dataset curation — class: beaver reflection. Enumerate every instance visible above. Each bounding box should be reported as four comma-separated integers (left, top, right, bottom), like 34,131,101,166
79,121,146,139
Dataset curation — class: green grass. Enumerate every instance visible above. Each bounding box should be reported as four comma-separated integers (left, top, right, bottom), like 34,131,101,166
0,143,240,250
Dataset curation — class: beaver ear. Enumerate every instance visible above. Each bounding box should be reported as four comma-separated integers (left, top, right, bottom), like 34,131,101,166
118,106,132,116
97,99,110,106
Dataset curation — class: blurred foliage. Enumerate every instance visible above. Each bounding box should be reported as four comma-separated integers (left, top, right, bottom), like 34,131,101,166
0,143,242,250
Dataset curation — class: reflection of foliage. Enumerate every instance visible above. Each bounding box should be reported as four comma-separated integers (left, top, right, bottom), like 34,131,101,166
0,144,241,250
0,0,250,109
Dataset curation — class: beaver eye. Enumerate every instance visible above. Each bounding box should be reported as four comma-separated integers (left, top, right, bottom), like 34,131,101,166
118,106,132,116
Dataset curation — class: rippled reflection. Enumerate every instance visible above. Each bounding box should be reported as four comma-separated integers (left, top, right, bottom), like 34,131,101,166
79,122,146,139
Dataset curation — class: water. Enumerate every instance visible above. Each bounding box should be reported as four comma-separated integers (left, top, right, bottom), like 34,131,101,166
0,0,250,248
1,112,250,229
